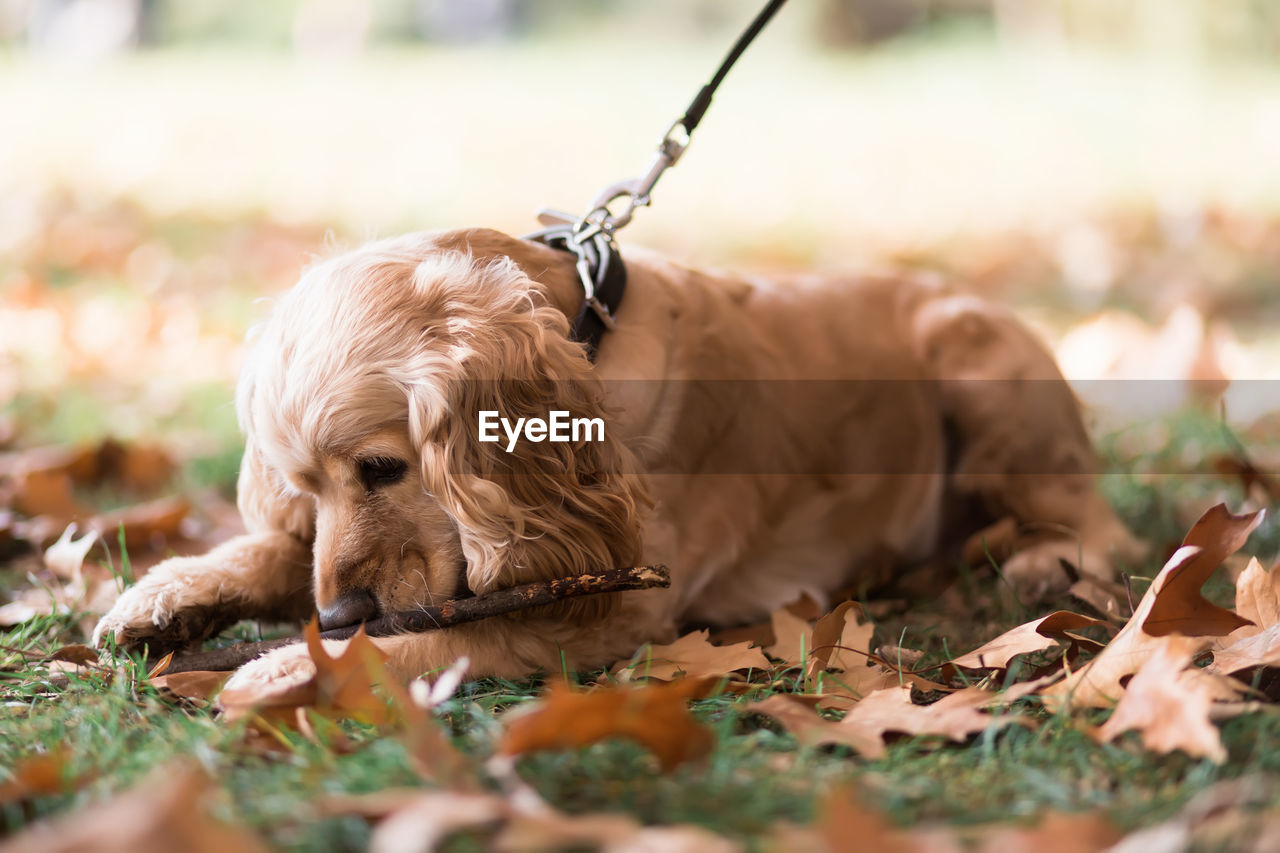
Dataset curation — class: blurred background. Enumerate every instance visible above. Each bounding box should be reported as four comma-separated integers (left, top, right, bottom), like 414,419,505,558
1,0,1279,546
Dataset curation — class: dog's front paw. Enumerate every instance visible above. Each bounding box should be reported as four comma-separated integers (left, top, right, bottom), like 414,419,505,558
222,642,318,696
93,560,236,656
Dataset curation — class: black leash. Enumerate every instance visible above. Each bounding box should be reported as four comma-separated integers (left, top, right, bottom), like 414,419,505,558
526,0,790,359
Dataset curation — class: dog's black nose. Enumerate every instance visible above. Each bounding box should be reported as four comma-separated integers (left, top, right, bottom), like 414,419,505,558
318,589,380,630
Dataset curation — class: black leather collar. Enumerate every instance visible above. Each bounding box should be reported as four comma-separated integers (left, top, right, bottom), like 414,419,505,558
525,224,626,362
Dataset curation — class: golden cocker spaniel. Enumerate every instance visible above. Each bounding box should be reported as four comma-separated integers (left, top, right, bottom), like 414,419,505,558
94,228,1141,688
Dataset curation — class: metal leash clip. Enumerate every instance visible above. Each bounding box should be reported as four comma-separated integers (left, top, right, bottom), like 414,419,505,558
533,121,690,330
531,209,620,330
577,119,692,238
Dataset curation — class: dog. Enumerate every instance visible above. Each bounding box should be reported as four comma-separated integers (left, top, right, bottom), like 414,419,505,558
93,227,1143,689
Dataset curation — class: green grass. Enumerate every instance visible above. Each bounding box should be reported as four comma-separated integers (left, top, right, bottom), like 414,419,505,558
6,655,1280,850
2,408,1278,850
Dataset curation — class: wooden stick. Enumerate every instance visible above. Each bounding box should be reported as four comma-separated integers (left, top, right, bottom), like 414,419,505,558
155,565,670,675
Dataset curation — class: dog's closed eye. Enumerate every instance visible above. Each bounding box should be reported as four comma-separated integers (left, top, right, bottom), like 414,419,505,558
357,456,408,491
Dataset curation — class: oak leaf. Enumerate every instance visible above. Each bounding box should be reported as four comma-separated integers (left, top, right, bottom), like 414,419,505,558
747,693,885,758
1044,504,1262,711
1143,504,1262,637
807,601,874,677
752,686,1021,759
766,607,813,667
618,629,769,681
496,678,717,771
1095,634,1241,762
950,611,1108,671
841,685,1027,745
1210,557,1280,674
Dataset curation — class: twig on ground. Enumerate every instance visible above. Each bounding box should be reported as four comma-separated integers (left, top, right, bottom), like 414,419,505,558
154,565,671,675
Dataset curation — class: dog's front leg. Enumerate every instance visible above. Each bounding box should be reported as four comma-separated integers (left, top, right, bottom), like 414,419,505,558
93,530,313,655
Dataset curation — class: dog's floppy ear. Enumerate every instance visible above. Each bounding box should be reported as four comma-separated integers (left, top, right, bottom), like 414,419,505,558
405,252,648,610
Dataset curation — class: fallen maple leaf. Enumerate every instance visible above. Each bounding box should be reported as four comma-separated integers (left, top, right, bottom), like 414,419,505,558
951,611,1108,671
496,678,717,771
1045,504,1263,711
618,629,770,682
1095,634,1242,762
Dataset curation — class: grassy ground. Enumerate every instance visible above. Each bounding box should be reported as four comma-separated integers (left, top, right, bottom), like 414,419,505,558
2,407,1279,850
3,34,1280,851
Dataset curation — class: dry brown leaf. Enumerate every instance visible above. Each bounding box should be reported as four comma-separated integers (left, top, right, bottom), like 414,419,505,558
401,702,473,788
764,600,891,696
0,749,78,808
1095,635,1239,763
218,621,401,728
842,685,1027,746
499,811,739,853
951,611,1108,671
1045,504,1263,711
47,643,99,666
150,670,231,704
748,693,885,758
0,761,268,853
619,629,770,682
314,788,434,821
820,786,960,853
1108,777,1278,853
766,607,812,667
1233,556,1280,635
10,467,90,523
971,811,1123,853
363,791,506,853
753,685,1021,759
1144,504,1262,637
90,496,190,550
1210,557,1280,675
497,678,717,771
0,524,114,627
1211,627,1280,675
808,601,874,677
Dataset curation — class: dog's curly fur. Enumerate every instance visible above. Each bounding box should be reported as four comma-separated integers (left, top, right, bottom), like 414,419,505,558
94,228,1142,690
